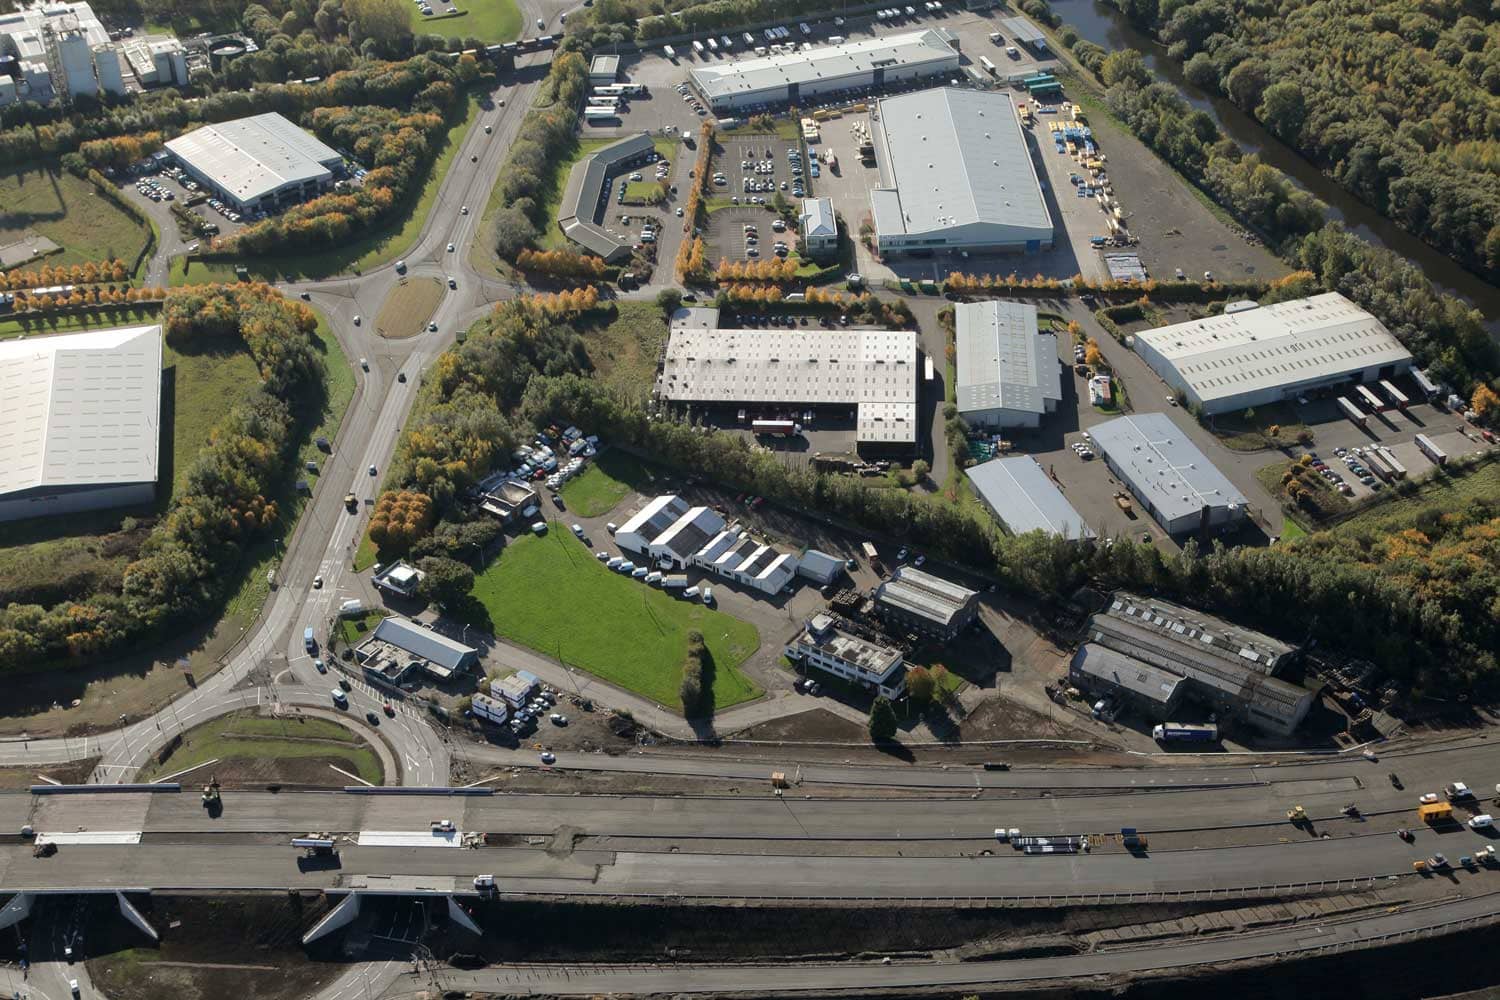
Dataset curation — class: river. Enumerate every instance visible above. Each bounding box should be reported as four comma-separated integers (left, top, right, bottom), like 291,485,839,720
1049,0,1500,324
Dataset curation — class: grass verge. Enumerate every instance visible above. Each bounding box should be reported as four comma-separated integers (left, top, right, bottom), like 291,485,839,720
138,710,383,785
465,526,761,712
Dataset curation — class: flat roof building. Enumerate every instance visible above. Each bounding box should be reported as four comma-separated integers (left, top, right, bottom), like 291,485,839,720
1132,292,1414,415
588,53,619,84
371,560,424,598
965,456,1094,540
871,88,1053,257
873,566,979,640
1088,413,1248,536
1081,592,1311,737
355,617,477,684
955,300,1061,428
165,112,342,213
556,132,657,262
0,325,162,523
689,29,960,111
787,613,906,700
658,313,920,450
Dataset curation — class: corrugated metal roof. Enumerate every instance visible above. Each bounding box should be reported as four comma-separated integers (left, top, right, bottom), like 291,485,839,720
874,566,976,626
1088,413,1247,525
1134,292,1413,407
370,617,476,672
955,300,1061,418
165,113,340,205
1070,643,1181,706
0,325,161,498
871,87,1052,244
965,456,1094,540
689,29,958,103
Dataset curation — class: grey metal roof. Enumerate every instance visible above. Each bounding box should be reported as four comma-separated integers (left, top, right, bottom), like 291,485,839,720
874,566,977,626
557,132,656,261
800,197,836,238
1088,413,1248,525
689,29,959,103
618,494,690,541
797,549,844,581
0,325,161,498
965,456,1094,540
1133,292,1413,409
652,506,725,558
589,54,619,77
954,300,1061,418
1085,593,1309,725
871,87,1052,243
370,617,476,672
1070,643,1181,707
1000,16,1045,43
165,112,340,205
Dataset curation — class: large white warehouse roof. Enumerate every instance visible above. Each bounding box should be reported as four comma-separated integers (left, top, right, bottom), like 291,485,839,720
871,88,1053,248
165,112,341,207
1133,292,1413,411
0,325,162,500
689,29,958,104
966,456,1094,540
658,324,919,445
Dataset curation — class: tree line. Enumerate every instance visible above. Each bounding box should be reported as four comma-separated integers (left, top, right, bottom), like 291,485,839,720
1102,0,1500,282
0,285,326,671
486,51,591,259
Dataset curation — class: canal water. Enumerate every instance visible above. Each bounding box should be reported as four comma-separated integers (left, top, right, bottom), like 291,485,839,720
1049,0,1500,323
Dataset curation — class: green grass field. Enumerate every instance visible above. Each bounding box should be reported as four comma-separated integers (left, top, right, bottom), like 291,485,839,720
560,449,659,517
409,0,521,40
138,711,383,784
0,166,151,267
339,611,388,647
171,89,486,285
166,339,261,495
467,526,762,712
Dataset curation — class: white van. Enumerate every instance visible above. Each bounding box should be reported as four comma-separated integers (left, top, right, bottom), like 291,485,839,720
702,586,714,604
683,586,700,599
1469,814,1495,829
473,874,496,889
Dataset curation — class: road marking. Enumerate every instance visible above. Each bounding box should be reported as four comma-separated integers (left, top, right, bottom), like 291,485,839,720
34,775,61,786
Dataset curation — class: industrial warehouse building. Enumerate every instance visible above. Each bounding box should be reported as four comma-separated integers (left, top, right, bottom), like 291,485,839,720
689,29,960,111
1089,413,1248,536
873,566,979,640
871,88,1053,257
615,494,799,595
1132,292,1414,416
955,300,1062,429
657,308,920,451
786,613,907,699
1073,592,1312,737
965,456,1094,540
556,132,658,262
0,326,162,523
165,112,342,214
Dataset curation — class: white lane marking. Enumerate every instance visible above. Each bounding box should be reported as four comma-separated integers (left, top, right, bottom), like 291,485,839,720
331,764,374,787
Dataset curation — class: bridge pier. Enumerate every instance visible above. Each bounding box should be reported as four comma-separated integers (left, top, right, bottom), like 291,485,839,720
116,892,159,942
446,895,481,936
0,893,34,932
303,893,362,945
